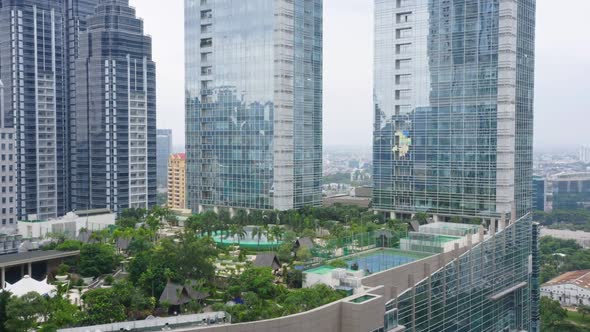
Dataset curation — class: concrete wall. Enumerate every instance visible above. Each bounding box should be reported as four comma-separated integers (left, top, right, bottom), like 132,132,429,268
541,284,590,307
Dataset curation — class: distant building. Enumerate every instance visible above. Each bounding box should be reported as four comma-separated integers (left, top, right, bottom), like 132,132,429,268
552,173,590,210
72,0,157,212
580,145,590,163
167,153,186,209
157,129,173,188
542,270,590,307
322,194,371,209
533,176,546,211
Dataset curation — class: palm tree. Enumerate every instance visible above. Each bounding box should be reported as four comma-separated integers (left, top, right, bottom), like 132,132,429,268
229,224,247,246
186,215,204,235
202,211,219,237
271,226,283,250
252,227,263,249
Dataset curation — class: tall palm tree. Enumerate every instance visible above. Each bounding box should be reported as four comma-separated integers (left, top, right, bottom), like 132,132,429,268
229,224,247,246
252,227,263,249
271,226,283,250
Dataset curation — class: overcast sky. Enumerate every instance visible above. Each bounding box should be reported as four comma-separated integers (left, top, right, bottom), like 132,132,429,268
130,0,590,151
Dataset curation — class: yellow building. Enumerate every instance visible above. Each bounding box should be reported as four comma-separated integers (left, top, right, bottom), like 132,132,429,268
167,153,186,209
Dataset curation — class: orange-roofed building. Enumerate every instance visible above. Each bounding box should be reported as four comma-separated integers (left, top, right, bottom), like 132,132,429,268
541,270,590,307
167,153,186,209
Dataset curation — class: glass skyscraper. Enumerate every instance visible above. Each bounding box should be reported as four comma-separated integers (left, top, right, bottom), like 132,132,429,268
0,0,100,220
157,129,173,188
72,0,157,213
373,0,538,329
373,0,536,223
185,0,322,212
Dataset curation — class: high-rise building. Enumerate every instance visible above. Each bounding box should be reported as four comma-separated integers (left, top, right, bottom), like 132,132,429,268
533,175,545,211
0,81,16,234
0,0,99,220
65,0,102,211
72,0,156,213
373,0,536,223
579,145,590,163
373,0,538,329
157,129,173,188
0,0,69,220
167,153,186,209
185,0,323,212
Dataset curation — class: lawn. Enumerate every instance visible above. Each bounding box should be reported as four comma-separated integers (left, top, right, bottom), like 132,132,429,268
567,310,590,328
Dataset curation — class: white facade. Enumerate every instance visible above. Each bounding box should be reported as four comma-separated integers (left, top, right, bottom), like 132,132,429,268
18,210,116,239
541,283,590,307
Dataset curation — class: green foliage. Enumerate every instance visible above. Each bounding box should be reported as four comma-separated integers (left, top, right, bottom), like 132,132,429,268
56,263,70,276
81,280,155,324
286,270,303,289
535,209,590,231
539,237,590,283
539,297,581,332
223,283,345,323
277,242,294,263
82,288,126,325
237,268,279,299
55,240,83,251
328,259,348,268
79,243,119,277
412,212,429,225
129,234,217,298
0,291,11,332
296,246,312,261
5,292,49,331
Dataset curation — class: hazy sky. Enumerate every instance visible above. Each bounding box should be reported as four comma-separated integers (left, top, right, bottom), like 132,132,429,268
130,0,590,150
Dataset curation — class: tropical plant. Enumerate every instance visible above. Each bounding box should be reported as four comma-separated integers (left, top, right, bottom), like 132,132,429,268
252,227,263,249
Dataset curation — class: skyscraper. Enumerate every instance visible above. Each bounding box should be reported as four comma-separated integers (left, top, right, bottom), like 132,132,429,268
0,81,16,234
157,129,173,188
373,0,536,222
373,0,538,329
0,0,100,220
72,0,156,213
185,0,323,212
65,0,102,211
0,0,69,220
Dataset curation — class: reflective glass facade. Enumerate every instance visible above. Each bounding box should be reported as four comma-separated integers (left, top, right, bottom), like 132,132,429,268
185,0,322,211
72,0,157,212
373,0,535,221
0,0,99,220
157,129,173,187
388,215,539,331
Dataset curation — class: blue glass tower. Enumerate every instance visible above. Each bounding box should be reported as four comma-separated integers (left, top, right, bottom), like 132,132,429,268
72,0,157,212
185,0,322,212
373,0,535,223
373,0,538,329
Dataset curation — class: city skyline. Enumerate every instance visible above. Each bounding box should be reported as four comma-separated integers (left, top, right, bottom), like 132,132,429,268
133,0,589,150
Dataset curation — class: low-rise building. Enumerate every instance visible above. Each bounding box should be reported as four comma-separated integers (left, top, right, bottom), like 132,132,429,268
17,209,116,239
541,270,590,307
